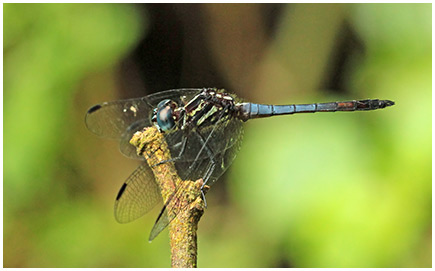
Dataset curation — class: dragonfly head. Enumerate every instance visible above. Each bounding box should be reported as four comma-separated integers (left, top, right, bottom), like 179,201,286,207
152,99,178,132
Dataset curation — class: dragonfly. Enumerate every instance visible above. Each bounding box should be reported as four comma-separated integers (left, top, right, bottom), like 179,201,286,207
85,88,394,240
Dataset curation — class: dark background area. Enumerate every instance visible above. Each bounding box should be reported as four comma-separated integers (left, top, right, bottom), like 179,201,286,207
4,3,431,267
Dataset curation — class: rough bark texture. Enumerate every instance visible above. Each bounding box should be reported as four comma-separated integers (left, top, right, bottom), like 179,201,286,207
130,126,206,268
169,180,205,268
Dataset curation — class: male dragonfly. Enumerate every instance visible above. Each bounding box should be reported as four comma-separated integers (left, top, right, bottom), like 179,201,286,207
85,88,394,240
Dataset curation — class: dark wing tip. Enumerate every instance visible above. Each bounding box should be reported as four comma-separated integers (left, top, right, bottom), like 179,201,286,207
87,104,102,114
115,182,128,201
84,104,103,135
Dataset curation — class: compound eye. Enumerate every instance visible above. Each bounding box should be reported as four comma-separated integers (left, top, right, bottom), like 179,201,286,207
155,99,176,132
157,99,170,109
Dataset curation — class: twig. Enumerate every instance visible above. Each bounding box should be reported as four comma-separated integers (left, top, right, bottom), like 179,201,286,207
130,126,207,268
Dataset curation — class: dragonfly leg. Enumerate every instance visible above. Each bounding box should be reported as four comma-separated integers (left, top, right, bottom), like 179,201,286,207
187,105,231,184
201,189,207,208
186,105,230,173
151,135,188,167
175,130,216,191
199,137,221,209
201,158,215,188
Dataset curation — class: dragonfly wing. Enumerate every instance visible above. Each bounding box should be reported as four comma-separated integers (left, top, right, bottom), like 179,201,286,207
167,116,244,186
149,205,170,241
119,119,153,160
85,97,153,139
114,164,162,223
86,89,206,159
148,179,196,241
148,117,244,240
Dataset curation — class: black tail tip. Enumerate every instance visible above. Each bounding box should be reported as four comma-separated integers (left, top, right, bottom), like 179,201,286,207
384,100,395,107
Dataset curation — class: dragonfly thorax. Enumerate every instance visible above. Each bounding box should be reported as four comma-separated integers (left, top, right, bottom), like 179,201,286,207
181,88,239,129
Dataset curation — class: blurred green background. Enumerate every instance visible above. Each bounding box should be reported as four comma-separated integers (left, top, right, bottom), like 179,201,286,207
4,3,431,268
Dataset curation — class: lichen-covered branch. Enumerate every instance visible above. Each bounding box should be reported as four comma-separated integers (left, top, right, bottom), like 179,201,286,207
130,126,207,268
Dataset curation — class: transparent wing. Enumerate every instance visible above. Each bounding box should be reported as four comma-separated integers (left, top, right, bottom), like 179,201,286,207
149,207,170,241
85,89,205,159
85,97,153,139
114,164,162,223
177,120,242,184
148,117,244,240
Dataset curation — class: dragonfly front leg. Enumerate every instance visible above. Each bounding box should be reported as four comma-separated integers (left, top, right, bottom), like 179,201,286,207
200,161,216,208
151,134,188,167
